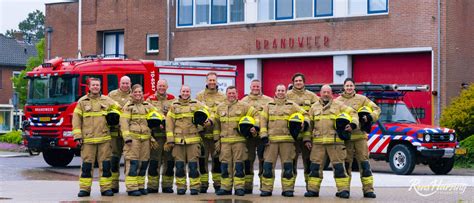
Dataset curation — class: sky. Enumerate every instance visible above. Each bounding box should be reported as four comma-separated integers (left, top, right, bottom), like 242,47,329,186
0,0,70,34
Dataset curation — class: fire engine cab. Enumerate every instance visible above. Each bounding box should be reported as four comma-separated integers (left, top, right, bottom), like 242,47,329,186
22,57,236,167
305,83,466,175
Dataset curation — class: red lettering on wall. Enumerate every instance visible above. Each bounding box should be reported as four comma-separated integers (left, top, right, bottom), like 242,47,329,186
324,36,330,47
280,38,286,48
255,35,330,50
298,37,304,48
289,38,295,48
306,37,312,48
314,36,321,48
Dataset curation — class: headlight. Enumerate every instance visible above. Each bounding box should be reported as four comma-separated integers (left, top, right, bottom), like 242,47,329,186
63,131,73,137
424,134,431,142
449,134,455,142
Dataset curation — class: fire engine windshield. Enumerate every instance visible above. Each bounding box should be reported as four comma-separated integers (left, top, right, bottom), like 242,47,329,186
378,103,417,124
27,76,77,105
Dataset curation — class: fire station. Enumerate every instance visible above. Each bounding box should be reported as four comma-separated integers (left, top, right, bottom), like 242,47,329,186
44,0,474,125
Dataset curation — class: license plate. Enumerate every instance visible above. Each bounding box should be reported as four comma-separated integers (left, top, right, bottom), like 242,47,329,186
39,117,51,122
455,148,467,155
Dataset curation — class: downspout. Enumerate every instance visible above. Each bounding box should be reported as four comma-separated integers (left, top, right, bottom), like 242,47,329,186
77,0,82,58
166,0,171,61
436,0,441,125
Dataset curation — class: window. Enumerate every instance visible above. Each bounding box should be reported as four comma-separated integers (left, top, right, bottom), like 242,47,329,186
196,0,210,25
211,0,227,24
178,0,193,26
258,0,274,21
103,32,124,57
159,74,182,97
230,0,244,22
107,74,118,93
368,0,388,14
296,0,313,18
276,0,293,20
0,107,12,132
147,34,159,53
315,0,333,17
349,0,367,15
410,108,426,119
126,74,145,92
12,71,21,89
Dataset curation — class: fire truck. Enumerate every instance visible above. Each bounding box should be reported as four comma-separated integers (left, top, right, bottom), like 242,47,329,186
22,57,236,167
305,83,466,175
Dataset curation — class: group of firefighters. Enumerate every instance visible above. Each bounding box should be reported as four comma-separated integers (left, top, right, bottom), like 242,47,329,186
72,72,380,199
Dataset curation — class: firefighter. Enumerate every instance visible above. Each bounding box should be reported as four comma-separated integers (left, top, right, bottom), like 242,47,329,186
120,84,157,196
107,76,132,193
166,85,211,195
146,79,176,194
73,78,119,197
196,72,226,193
304,84,358,199
335,78,380,198
213,86,259,196
259,84,309,197
286,73,319,185
240,79,273,193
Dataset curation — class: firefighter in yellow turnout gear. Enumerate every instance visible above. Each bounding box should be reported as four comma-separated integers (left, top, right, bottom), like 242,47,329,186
146,79,176,194
196,72,226,193
167,85,211,195
73,78,119,197
120,84,157,196
240,79,273,194
107,76,132,193
286,73,319,185
259,84,310,197
304,84,359,199
213,86,259,196
335,78,380,198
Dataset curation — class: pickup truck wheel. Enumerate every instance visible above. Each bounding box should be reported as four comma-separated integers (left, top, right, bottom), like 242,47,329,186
389,144,416,175
429,158,454,175
43,149,74,167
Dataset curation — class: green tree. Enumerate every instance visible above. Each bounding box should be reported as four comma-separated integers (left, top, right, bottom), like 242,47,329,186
440,84,474,141
4,29,19,38
19,10,45,40
11,39,45,108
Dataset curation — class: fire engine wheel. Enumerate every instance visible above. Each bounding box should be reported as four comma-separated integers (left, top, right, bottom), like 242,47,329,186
43,149,74,167
428,158,455,175
389,144,416,175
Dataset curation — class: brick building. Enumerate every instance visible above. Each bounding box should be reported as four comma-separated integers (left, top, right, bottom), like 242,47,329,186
45,0,474,125
0,34,37,133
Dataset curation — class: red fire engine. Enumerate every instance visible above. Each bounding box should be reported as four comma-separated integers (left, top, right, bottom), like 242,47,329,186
22,57,236,167
305,83,466,175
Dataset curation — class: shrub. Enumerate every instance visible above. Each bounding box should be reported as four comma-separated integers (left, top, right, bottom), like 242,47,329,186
455,135,474,168
0,131,22,145
440,84,474,141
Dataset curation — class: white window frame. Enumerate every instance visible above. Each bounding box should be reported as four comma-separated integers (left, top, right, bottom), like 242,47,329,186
103,31,125,58
146,34,160,54
175,0,388,28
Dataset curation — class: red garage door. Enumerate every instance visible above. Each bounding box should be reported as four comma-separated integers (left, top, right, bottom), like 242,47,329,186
262,57,333,96
353,52,432,124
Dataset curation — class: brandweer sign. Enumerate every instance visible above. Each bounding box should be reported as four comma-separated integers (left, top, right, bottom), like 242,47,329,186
256,35,330,50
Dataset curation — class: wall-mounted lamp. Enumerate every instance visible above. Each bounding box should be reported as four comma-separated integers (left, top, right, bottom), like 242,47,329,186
246,73,255,79
336,70,345,76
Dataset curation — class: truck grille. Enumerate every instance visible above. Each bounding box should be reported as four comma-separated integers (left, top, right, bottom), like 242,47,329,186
29,114,63,126
31,130,60,137
431,133,451,142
